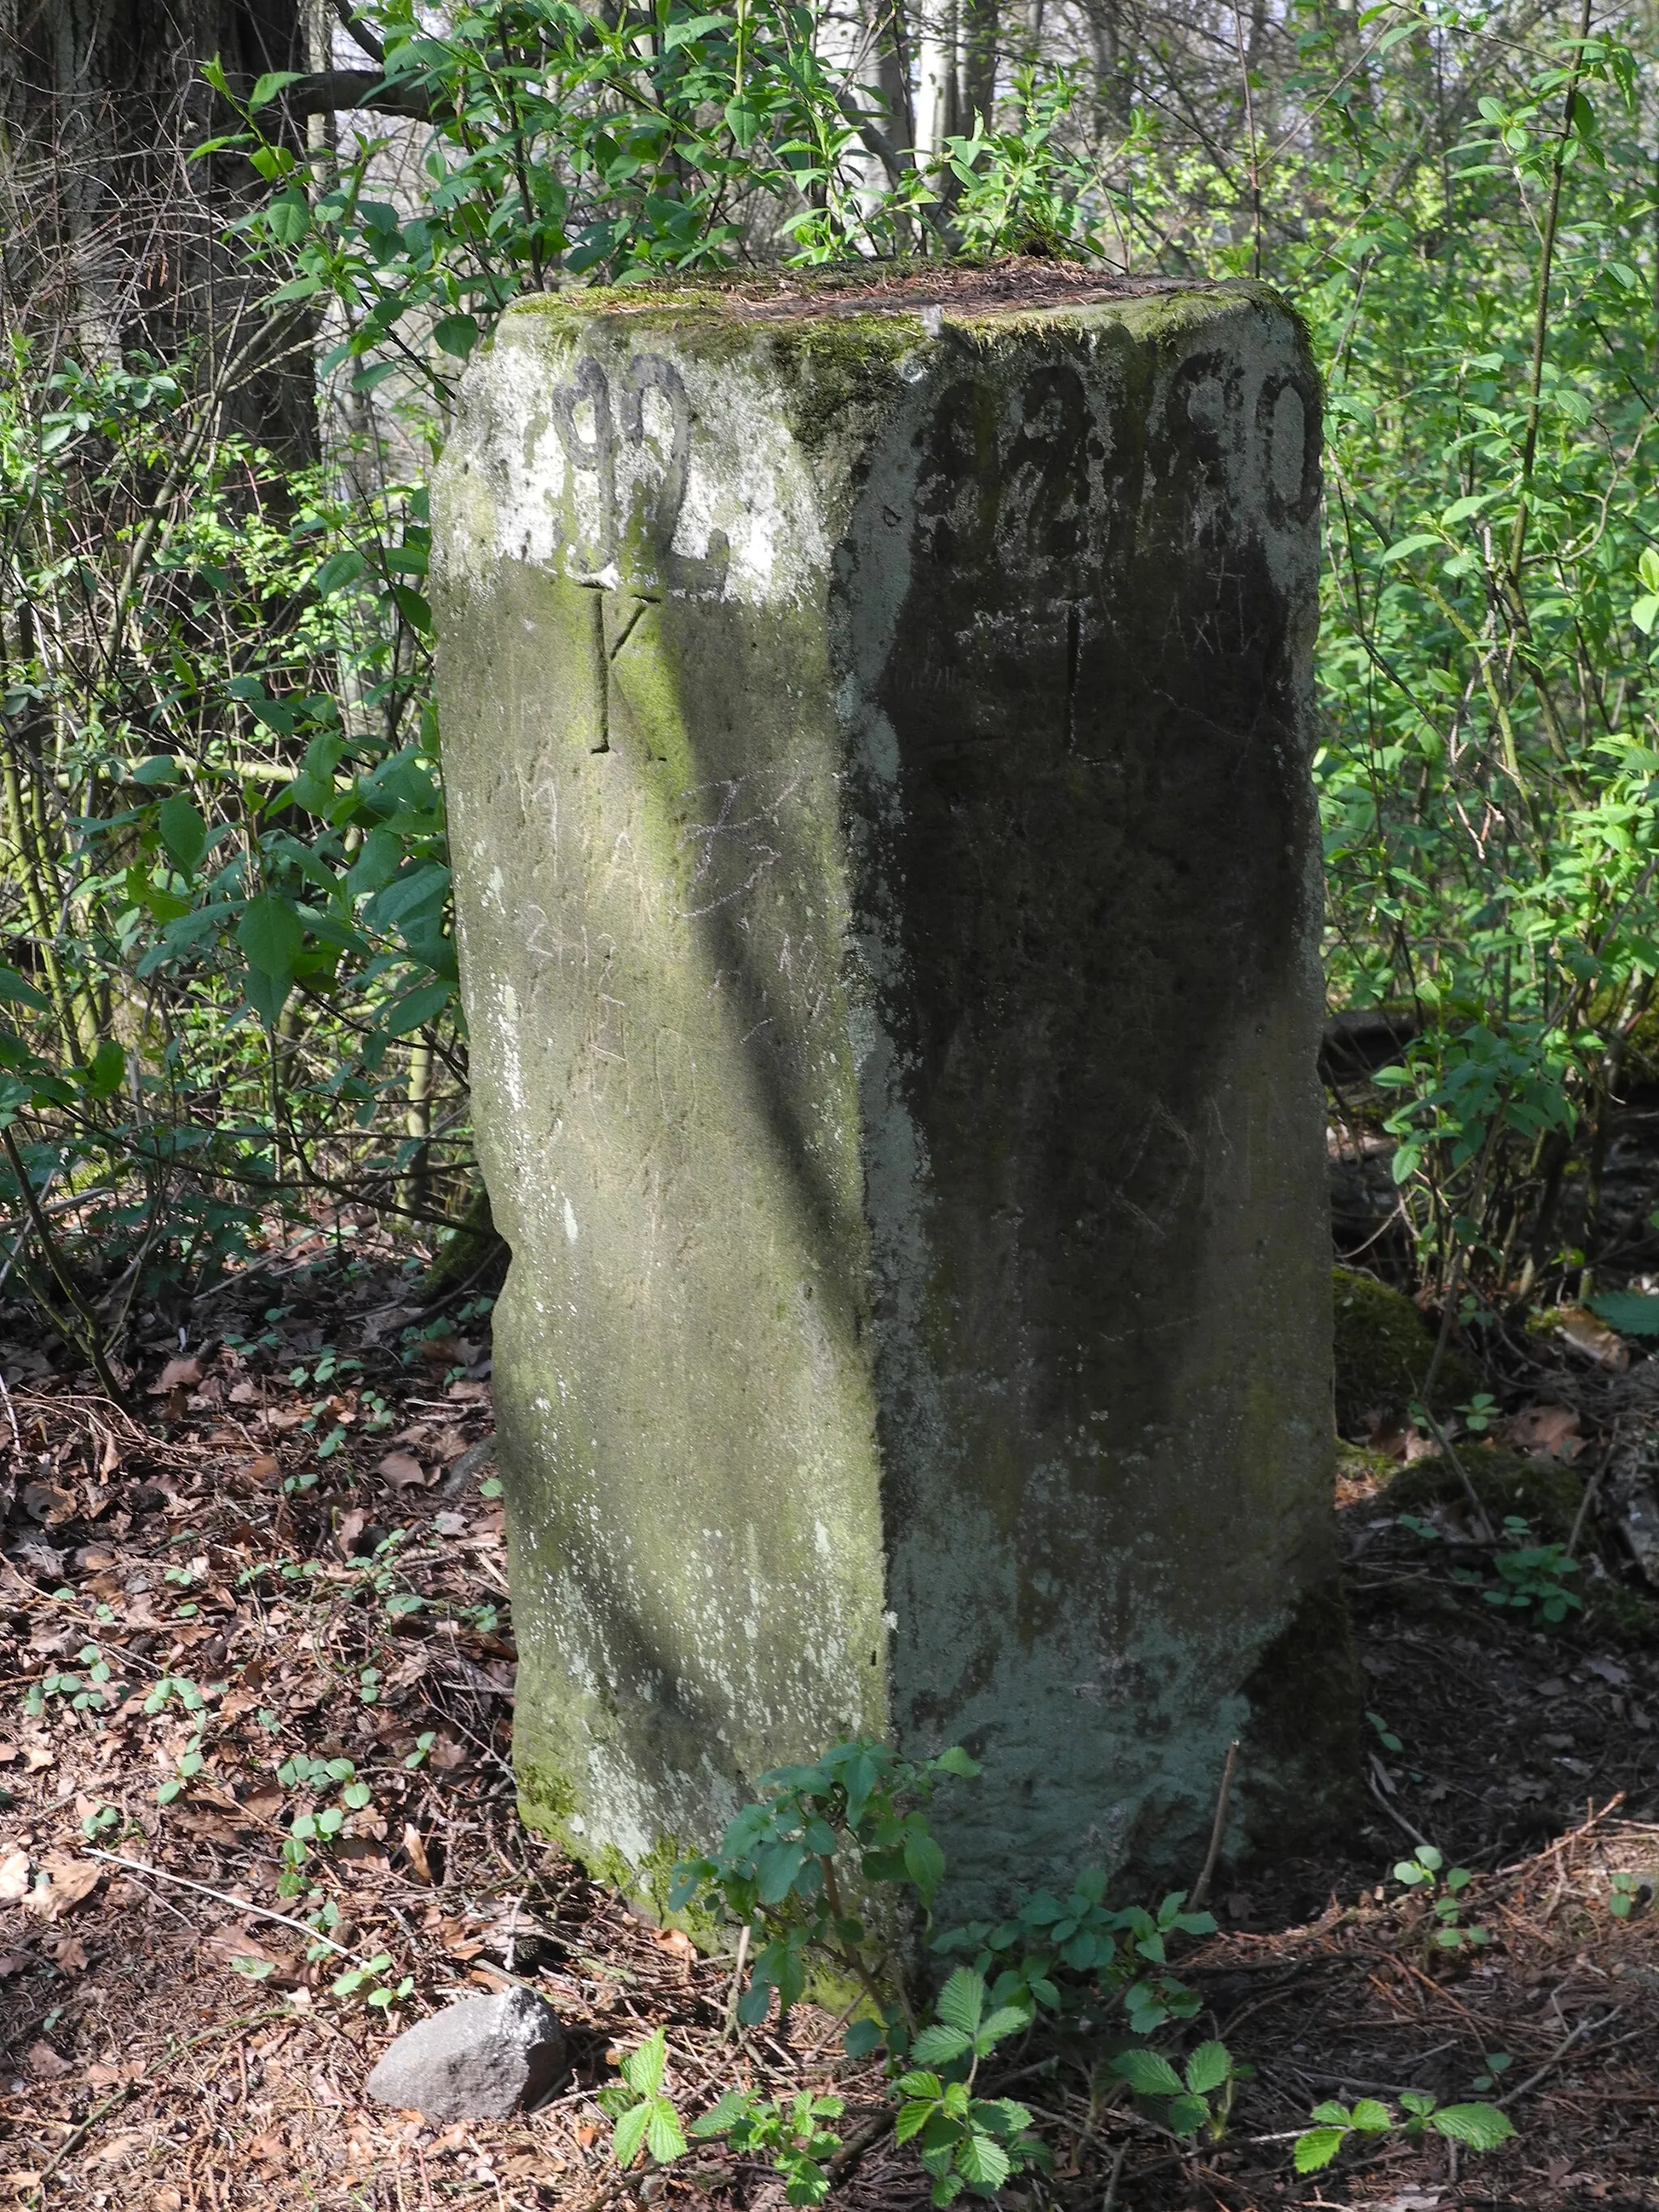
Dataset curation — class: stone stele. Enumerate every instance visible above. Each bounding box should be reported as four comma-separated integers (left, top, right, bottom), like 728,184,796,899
433,263,1356,1915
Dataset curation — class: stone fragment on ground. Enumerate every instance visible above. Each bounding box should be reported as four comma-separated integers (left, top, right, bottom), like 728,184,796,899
365,1986,565,2120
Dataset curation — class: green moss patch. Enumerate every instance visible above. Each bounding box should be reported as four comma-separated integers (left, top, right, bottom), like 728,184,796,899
1333,1267,1481,1438
1384,1443,1583,1544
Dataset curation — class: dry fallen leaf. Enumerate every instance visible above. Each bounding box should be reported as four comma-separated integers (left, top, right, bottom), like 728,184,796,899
150,1355,203,1392
0,1851,30,1903
377,1451,428,1492
401,1822,433,1883
0,1953,30,1979
24,2039,73,2079
46,1933,88,1972
20,1481,77,1526
1496,1401,1582,1460
1550,1306,1629,1370
23,1854,101,1922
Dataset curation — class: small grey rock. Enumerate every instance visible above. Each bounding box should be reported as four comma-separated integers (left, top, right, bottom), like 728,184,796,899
365,1987,565,2120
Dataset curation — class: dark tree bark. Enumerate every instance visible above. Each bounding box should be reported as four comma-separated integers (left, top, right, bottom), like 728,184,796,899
1,0,316,459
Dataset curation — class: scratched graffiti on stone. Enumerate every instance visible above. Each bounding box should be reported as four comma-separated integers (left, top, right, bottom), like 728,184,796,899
676,771,806,921
548,353,730,597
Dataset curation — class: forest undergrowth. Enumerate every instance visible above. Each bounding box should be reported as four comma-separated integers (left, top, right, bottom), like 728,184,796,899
0,1221,1656,2210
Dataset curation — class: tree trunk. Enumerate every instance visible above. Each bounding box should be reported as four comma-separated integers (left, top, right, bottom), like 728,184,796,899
0,0,315,460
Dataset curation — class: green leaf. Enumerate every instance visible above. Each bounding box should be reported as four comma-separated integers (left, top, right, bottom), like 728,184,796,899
612,2102,650,2169
433,313,480,358
267,187,311,245
0,964,49,1014
239,893,304,982
1350,2098,1392,2131
241,965,292,1027
935,1967,984,2035
81,1039,126,1098
1184,2040,1232,2095
158,795,208,876
844,2018,885,2058
894,2099,937,2145
689,2091,751,2139
975,2005,1032,2050
1430,2103,1515,2151
953,2131,1010,2189
1111,2048,1183,2098
1294,2126,1346,2173
249,69,304,108
620,2027,667,2098
933,1745,982,1779
904,1829,946,1901
1587,1292,1659,1336
1166,2094,1209,2138
313,549,369,598
1380,531,1440,564
910,2024,974,2067
645,2095,688,2163
380,979,453,1036
725,93,761,146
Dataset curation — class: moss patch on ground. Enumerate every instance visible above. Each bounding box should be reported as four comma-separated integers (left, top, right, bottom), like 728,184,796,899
1333,1267,1482,1438
1383,1443,1584,1543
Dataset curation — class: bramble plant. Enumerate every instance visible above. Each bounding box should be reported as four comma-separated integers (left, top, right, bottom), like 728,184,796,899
1111,2038,1243,2141
1609,1870,1653,1920
599,2027,689,2171
667,1737,979,2052
1485,1520,1583,1622
611,1741,1527,2195
934,1870,1216,2037
1393,1845,1491,1951
689,2087,845,2206
1294,2090,1515,2174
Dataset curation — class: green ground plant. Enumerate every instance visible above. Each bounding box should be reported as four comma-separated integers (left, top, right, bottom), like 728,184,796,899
609,1738,1515,2197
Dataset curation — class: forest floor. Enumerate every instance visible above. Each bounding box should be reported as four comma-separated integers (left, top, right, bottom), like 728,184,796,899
0,1234,1657,2211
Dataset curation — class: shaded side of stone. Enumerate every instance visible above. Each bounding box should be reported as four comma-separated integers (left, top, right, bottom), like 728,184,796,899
830,300,1345,1901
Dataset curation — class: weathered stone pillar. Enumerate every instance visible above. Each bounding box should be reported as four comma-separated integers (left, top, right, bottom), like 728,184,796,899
434,267,1354,1913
